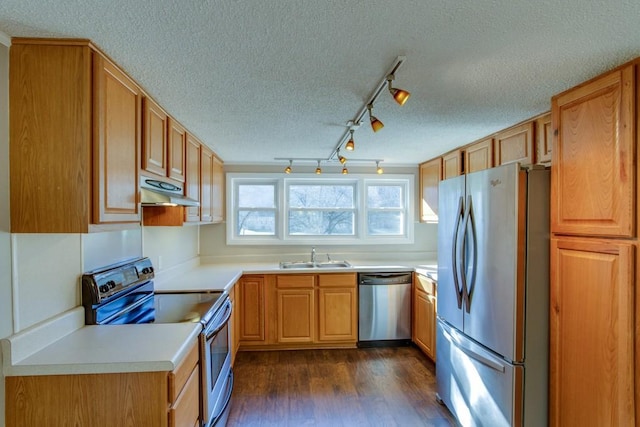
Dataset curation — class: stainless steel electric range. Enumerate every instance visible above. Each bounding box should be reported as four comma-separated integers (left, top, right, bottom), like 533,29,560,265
81,257,233,427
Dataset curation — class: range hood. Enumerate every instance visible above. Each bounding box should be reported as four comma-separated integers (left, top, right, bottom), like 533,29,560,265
140,177,199,207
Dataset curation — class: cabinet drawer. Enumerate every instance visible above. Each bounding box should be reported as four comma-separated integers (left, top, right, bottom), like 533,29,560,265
169,364,200,427
317,273,356,288
415,273,436,296
276,274,315,288
168,341,199,402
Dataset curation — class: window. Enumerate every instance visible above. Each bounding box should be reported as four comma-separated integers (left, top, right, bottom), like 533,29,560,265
227,174,413,245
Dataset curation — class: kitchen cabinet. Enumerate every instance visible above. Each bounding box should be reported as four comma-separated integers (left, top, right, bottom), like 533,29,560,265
168,117,187,183
317,273,357,342
419,157,442,223
442,149,463,180
201,146,214,223
275,274,315,343
142,96,169,177
550,237,635,427
9,39,141,233
535,113,552,164
6,340,200,427
237,275,266,344
412,273,436,361
228,285,238,366
494,122,534,166
551,64,635,238
211,154,225,223
184,133,202,223
549,59,639,427
464,137,493,173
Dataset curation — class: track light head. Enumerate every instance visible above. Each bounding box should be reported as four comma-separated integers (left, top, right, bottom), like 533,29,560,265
387,74,410,106
345,129,355,151
367,104,384,132
338,154,347,164
315,160,322,174
285,160,292,174
376,161,384,174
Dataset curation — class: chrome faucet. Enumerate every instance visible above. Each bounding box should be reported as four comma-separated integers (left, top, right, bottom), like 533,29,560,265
310,246,316,263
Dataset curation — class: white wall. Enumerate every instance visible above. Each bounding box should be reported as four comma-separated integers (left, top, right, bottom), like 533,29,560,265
0,32,10,427
142,225,199,272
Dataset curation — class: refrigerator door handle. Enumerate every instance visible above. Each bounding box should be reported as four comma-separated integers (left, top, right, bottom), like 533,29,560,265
441,322,506,373
462,195,478,314
451,196,464,309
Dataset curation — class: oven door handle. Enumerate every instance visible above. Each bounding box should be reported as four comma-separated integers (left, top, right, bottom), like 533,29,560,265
210,370,234,427
205,298,232,340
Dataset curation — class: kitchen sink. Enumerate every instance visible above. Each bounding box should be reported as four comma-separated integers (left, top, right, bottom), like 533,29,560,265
279,261,352,269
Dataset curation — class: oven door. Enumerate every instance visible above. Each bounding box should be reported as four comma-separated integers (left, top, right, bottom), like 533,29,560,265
201,296,233,427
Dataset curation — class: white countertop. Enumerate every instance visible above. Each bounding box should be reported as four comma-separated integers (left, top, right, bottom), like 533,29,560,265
2,321,201,376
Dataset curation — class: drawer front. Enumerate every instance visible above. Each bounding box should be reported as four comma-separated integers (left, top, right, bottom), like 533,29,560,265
415,273,436,296
276,274,315,288
317,273,356,288
169,365,200,427
168,340,199,402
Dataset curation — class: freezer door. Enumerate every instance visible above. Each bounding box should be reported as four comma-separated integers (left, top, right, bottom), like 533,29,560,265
463,163,525,362
437,174,466,332
436,320,522,427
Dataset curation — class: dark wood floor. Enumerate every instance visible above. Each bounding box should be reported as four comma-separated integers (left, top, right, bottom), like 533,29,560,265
227,346,457,426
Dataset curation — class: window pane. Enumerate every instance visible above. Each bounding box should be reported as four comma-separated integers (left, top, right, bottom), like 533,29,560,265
237,210,275,235
289,185,354,208
238,185,275,208
367,185,403,208
289,211,354,235
368,212,403,235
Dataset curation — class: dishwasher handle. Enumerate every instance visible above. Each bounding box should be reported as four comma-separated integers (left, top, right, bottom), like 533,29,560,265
359,272,412,286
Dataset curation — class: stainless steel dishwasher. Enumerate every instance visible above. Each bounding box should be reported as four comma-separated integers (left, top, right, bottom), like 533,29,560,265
358,272,412,346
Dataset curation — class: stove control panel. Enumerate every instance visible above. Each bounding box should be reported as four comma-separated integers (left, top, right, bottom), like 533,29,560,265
82,257,155,304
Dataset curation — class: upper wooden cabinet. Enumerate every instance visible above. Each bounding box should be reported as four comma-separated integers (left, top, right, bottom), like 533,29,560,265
142,97,169,177
550,237,635,426
212,154,225,223
184,134,202,223
535,113,552,164
168,118,187,183
201,146,214,223
419,158,442,223
10,39,141,233
551,65,635,237
442,149,463,180
494,122,534,166
465,137,493,174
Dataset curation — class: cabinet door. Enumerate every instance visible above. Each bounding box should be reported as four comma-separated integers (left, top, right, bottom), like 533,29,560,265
212,155,225,223
550,238,635,427
465,137,493,174
494,122,534,166
535,113,552,164
318,287,357,341
142,97,168,177
184,134,201,222
413,274,436,360
168,366,200,427
200,147,214,223
168,118,187,183
551,65,635,237
92,54,141,224
419,158,442,223
442,150,463,180
277,289,314,343
238,276,266,342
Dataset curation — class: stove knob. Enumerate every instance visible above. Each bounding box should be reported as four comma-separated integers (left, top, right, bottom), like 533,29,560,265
107,281,116,289
142,267,153,275
99,285,110,293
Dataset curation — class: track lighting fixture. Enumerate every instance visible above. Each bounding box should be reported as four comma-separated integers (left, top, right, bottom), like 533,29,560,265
345,129,355,151
342,166,348,174
338,154,347,164
284,160,292,174
387,74,410,106
315,160,322,174
367,104,384,132
376,161,384,174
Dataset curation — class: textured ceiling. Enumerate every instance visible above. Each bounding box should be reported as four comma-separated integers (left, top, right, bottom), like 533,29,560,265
1,0,640,166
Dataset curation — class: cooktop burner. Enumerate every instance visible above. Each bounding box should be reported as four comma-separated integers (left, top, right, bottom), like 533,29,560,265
154,291,225,326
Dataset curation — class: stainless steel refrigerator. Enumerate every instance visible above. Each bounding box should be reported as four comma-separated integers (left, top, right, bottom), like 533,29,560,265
436,162,549,427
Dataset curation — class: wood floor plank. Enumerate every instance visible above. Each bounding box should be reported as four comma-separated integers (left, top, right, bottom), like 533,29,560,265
227,346,456,426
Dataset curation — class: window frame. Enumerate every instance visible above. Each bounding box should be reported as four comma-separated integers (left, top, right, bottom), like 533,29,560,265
226,173,414,245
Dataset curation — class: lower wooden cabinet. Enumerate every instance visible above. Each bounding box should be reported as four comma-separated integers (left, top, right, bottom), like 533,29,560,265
237,273,357,350
550,237,635,427
228,284,240,366
6,341,200,427
412,273,437,360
